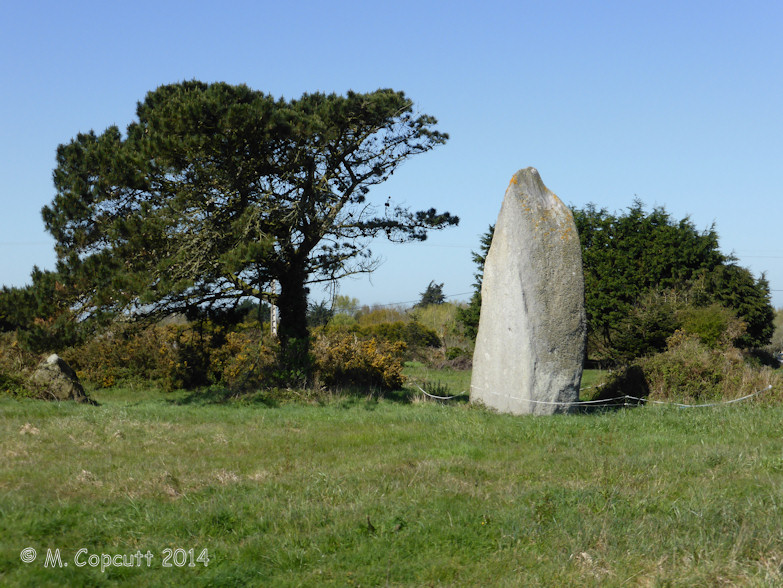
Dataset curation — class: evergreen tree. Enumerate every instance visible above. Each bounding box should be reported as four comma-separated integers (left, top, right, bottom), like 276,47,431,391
42,81,458,377
306,300,334,327
0,267,82,351
456,225,493,339
417,281,445,306
573,201,774,358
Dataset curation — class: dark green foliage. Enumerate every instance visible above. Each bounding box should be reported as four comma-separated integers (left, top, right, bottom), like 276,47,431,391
612,294,751,361
307,300,334,327
574,200,726,355
574,201,774,360
445,346,467,360
0,267,83,352
678,303,746,349
417,280,445,306
42,81,457,377
456,292,481,341
611,291,683,362
691,264,775,348
230,299,272,325
456,225,493,339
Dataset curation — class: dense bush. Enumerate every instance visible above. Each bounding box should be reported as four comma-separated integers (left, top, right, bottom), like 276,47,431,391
359,321,440,348
609,294,750,362
0,333,40,397
678,303,746,349
312,331,405,390
319,320,440,350
610,291,683,362
410,302,468,349
41,317,412,394
211,328,277,391
765,308,783,353
61,323,213,390
641,334,779,402
355,307,409,326
599,331,781,404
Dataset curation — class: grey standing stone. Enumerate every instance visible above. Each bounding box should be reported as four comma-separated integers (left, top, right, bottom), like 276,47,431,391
470,168,586,415
30,354,97,404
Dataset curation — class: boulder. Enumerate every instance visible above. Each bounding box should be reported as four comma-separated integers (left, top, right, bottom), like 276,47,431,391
470,168,586,415
30,354,97,404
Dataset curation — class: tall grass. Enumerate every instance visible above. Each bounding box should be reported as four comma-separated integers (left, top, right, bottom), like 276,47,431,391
3,386,783,586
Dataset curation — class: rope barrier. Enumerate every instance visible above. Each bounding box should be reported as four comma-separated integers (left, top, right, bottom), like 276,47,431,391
415,385,467,401
620,385,772,408
417,383,775,408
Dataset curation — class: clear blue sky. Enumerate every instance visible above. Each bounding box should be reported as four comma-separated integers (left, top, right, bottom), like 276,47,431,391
2,0,782,308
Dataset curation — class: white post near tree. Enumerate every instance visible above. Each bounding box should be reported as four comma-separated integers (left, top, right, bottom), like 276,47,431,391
270,280,280,337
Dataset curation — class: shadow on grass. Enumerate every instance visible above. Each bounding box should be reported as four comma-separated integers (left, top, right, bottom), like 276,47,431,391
168,384,429,407
574,365,650,414
168,386,282,407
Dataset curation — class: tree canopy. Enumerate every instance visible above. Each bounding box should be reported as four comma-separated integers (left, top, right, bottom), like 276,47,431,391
41,81,458,373
573,201,773,357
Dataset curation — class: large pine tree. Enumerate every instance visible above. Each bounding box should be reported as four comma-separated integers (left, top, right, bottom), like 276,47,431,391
42,81,458,375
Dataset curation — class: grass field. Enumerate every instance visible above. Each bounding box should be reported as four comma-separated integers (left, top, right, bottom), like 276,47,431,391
2,371,783,586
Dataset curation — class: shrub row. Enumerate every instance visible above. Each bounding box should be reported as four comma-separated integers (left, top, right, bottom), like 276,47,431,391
1,319,429,395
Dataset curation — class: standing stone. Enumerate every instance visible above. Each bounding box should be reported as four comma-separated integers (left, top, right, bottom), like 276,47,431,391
470,168,586,415
30,354,97,404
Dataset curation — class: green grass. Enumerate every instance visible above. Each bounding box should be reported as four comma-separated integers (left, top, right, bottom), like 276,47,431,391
579,368,610,393
2,382,783,586
403,361,471,399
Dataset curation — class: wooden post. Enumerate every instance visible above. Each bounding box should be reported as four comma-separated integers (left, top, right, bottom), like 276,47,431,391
270,280,280,337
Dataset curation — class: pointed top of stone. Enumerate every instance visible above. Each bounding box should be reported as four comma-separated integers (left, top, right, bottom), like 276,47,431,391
508,167,561,209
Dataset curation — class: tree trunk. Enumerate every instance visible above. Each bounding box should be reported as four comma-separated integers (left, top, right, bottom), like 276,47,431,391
276,264,311,384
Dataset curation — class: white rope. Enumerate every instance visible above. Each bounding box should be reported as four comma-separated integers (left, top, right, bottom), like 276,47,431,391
415,385,467,401
469,384,774,408
413,376,774,408
622,385,772,408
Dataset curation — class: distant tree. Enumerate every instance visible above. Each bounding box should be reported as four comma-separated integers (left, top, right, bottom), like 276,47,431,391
307,300,334,327
332,295,360,316
417,281,445,306
42,81,458,378
456,225,494,339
